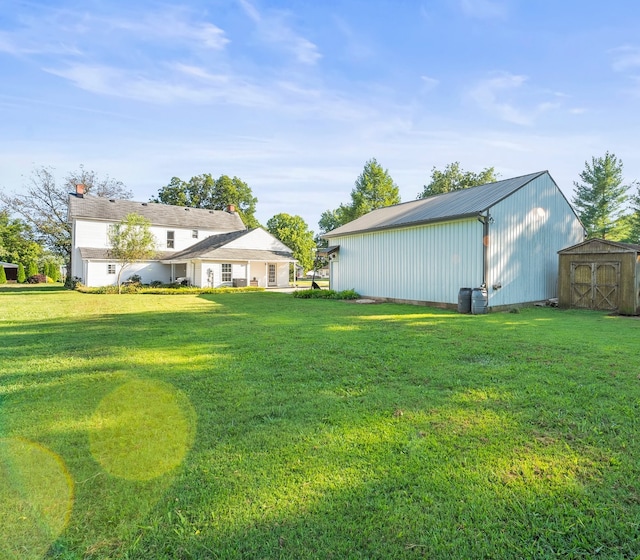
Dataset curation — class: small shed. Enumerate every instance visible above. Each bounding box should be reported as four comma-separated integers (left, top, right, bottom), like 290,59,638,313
0,261,18,282
558,239,640,315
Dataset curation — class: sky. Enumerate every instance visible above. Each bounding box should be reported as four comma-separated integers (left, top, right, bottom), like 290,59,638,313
1,0,640,232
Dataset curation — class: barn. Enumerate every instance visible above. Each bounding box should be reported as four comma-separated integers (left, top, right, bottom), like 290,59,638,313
323,171,585,311
558,239,640,315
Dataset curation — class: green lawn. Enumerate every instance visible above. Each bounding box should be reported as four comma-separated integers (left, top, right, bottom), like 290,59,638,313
2,284,640,559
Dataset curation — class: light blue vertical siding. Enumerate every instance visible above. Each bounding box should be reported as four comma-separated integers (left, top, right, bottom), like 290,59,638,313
487,174,584,307
331,218,483,304
330,174,584,307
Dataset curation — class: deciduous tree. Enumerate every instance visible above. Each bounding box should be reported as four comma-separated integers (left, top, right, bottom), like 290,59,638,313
108,213,157,293
418,162,499,199
572,152,633,239
266,213,316,273
152,173,260,228
0,166,131,273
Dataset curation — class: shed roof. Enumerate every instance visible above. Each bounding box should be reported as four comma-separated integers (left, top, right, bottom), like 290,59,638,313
68,194,246,231
323,171,548,238
559,238,640,254
0,261,18,268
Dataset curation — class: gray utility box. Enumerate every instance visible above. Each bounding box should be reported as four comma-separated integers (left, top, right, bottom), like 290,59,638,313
232,278,247,287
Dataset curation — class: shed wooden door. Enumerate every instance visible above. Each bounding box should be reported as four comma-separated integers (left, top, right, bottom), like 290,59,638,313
570,261,620,310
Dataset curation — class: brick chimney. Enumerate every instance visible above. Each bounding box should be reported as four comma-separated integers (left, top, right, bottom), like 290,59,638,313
227,204,236,213
75,184,86,197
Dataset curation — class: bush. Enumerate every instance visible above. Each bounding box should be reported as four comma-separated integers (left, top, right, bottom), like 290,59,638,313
26,274,47,284
17,263,26,283
65,276,81,289
27,262,38,277
293,289,360,300
0,266,6,284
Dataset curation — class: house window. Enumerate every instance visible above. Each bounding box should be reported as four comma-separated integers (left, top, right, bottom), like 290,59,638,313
221,263,232,283
167,230,175,249
107,264,116,274
192,229,198,239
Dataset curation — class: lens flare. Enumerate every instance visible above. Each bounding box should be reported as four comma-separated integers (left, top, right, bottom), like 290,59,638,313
0,437,74,559
89,379,195,481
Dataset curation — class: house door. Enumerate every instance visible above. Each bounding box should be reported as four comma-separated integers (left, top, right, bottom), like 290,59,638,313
268,264,276,286
570,261,620,310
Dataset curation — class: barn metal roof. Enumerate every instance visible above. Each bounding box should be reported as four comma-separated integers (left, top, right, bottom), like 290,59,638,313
68,194,246,231
323,171,548,238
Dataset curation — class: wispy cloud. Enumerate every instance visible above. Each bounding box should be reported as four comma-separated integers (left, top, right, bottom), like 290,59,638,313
459,0,509,20
611,45,640,72
468,72,562,125
236,0,321,65
420,75,440,93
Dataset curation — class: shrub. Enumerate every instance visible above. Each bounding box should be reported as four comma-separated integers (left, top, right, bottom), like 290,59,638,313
26,274,47,284
149,280,163,287
65,276,81,289
128,274,142,284
27,262,38,277
0,266,6,284
17,263,26,283
293,289,360,300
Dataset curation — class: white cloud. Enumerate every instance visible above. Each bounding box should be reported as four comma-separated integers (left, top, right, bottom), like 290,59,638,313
468,73,533,125
611,46,640,72
420,75,440,93
460,0,508,20
236,0,321,65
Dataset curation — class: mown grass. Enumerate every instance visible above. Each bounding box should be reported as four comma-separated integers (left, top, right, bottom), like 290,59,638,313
1,284,640,559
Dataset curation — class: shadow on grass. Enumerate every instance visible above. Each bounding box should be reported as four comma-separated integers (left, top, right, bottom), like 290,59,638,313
0,283,67,294
1,292,640,558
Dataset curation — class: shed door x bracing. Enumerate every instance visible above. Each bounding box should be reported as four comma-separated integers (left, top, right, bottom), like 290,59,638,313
570,261,620,310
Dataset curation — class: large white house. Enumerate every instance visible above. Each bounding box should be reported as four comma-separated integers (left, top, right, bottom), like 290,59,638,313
68,186,296,288
323,171,585,310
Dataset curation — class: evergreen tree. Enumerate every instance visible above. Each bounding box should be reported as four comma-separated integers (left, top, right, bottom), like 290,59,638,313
0,265,6,284
27,261,38,277
318,158,400,235
17,263,25,283
572,152,632,239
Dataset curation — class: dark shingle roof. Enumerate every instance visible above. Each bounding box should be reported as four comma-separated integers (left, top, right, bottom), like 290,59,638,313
78,248,174,260
163,230,294,262
324,171,548,238
68,195,245,231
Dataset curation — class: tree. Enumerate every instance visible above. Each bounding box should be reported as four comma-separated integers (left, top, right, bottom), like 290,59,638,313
350,158,401,219
266,213,316,273
418,162,499,199
0,211,42,267
623,186,640,243
108,213,157,293
17,263,25,283
152,173,260,228
27,261,38,277
0,166,131,274
572,152,633,240
318,158,400,236
0,265,6,284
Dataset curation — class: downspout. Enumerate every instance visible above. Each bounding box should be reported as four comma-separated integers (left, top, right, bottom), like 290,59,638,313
477,212,490,288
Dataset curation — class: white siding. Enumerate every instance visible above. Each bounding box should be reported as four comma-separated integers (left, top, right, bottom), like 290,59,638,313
85,260,170,287
73,218,226,252
331,218,483,304
225,228,291,252
488,174,584,307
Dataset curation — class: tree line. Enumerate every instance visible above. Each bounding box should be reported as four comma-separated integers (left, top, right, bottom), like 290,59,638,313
0,154,638,285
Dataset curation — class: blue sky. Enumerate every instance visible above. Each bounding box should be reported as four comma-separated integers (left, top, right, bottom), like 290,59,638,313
1,0,639,231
